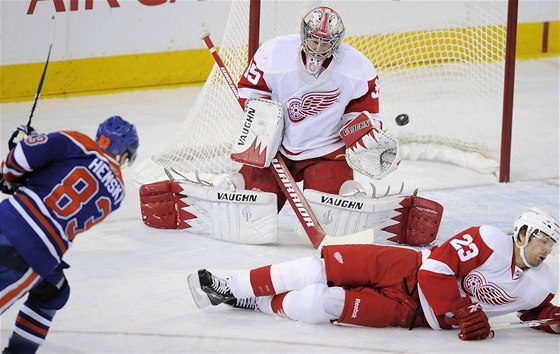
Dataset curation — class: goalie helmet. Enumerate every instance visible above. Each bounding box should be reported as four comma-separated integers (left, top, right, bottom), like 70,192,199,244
96,116,139,166
300,6,345,60
513,207,559,244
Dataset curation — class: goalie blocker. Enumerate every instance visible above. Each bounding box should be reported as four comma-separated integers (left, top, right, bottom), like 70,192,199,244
230,97,284,168
139,175,277,244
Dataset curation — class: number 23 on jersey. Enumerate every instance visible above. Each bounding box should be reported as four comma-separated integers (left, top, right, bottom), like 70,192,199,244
450,234,480,262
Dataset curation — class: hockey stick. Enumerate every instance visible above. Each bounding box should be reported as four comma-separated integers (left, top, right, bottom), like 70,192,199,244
27,16,55,129
492,317,560,330
200,31,374,249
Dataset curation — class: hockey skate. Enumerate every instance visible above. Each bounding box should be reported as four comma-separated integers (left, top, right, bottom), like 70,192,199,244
198,269,235,305
188,269,258,310
187,269,234,308
225,297,257,310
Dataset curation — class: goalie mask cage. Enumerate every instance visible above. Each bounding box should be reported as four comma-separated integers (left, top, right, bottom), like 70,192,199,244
133,0,517,184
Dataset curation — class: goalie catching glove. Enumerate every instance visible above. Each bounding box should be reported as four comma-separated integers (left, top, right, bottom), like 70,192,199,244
340,112,401,180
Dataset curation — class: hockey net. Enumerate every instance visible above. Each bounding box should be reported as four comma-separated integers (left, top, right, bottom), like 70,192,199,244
133,0,508,184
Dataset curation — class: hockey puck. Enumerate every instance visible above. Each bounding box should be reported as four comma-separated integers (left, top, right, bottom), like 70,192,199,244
395,113,409,126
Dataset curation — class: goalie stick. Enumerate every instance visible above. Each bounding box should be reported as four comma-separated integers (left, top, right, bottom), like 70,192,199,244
200,31,373,249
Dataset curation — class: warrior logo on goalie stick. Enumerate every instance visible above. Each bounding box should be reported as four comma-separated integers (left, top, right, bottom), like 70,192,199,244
271,160,315,227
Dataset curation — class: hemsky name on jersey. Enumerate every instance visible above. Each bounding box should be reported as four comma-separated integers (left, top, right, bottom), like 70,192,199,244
88,158,124,204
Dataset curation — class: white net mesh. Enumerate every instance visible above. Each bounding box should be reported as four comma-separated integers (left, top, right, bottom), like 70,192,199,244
134,0,507,184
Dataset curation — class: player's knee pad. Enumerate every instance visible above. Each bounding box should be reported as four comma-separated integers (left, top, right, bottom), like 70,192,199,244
270,256,326,293
281,283,345,324
303,160,352,195
28,276,70,311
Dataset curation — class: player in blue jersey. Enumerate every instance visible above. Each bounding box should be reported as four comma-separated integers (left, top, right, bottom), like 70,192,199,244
0,116,139,354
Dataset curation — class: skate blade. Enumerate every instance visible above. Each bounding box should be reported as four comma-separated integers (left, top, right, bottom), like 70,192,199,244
187,272,211,309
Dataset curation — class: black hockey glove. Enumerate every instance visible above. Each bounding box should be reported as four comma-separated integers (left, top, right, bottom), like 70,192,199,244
8,125,37,150
0,175,19,195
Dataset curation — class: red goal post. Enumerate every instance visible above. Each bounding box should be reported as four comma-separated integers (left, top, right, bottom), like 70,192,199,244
133,0,518,185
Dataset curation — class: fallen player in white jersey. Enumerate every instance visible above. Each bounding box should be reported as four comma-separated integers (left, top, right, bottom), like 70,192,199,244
189,207,560,340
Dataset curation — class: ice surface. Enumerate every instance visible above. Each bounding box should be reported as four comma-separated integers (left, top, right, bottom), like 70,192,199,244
0,58,558,353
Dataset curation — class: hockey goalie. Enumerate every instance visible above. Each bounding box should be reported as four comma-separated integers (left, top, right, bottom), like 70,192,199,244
139,99,443,247
139,6,443,247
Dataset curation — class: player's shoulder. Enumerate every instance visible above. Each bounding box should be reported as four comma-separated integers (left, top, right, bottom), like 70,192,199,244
21,130,77,148
263,34,299,47
478,224,510,244
450,225,510,252
59,130,100,151
334,43,377,79
463,224,511,251
48,130,86,141
255,34,300,72
528,261,559,294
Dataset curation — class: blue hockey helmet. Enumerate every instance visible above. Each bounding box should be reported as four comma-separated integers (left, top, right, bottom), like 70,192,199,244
96,116,139,166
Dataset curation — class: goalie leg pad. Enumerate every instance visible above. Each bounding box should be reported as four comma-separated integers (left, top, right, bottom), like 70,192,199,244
385,196,444,246
140,178,278,244
294,187,443,246
175,179,278,244
139,180,189,229
295,187,404,239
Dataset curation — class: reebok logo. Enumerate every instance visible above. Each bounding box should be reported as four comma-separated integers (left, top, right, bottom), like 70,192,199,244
468,302,482,313
351,298,361,319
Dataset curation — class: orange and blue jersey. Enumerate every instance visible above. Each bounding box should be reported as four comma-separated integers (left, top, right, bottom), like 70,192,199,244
0,131,124,277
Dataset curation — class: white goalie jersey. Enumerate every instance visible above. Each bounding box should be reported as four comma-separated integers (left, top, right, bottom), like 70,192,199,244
238,34,381,161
